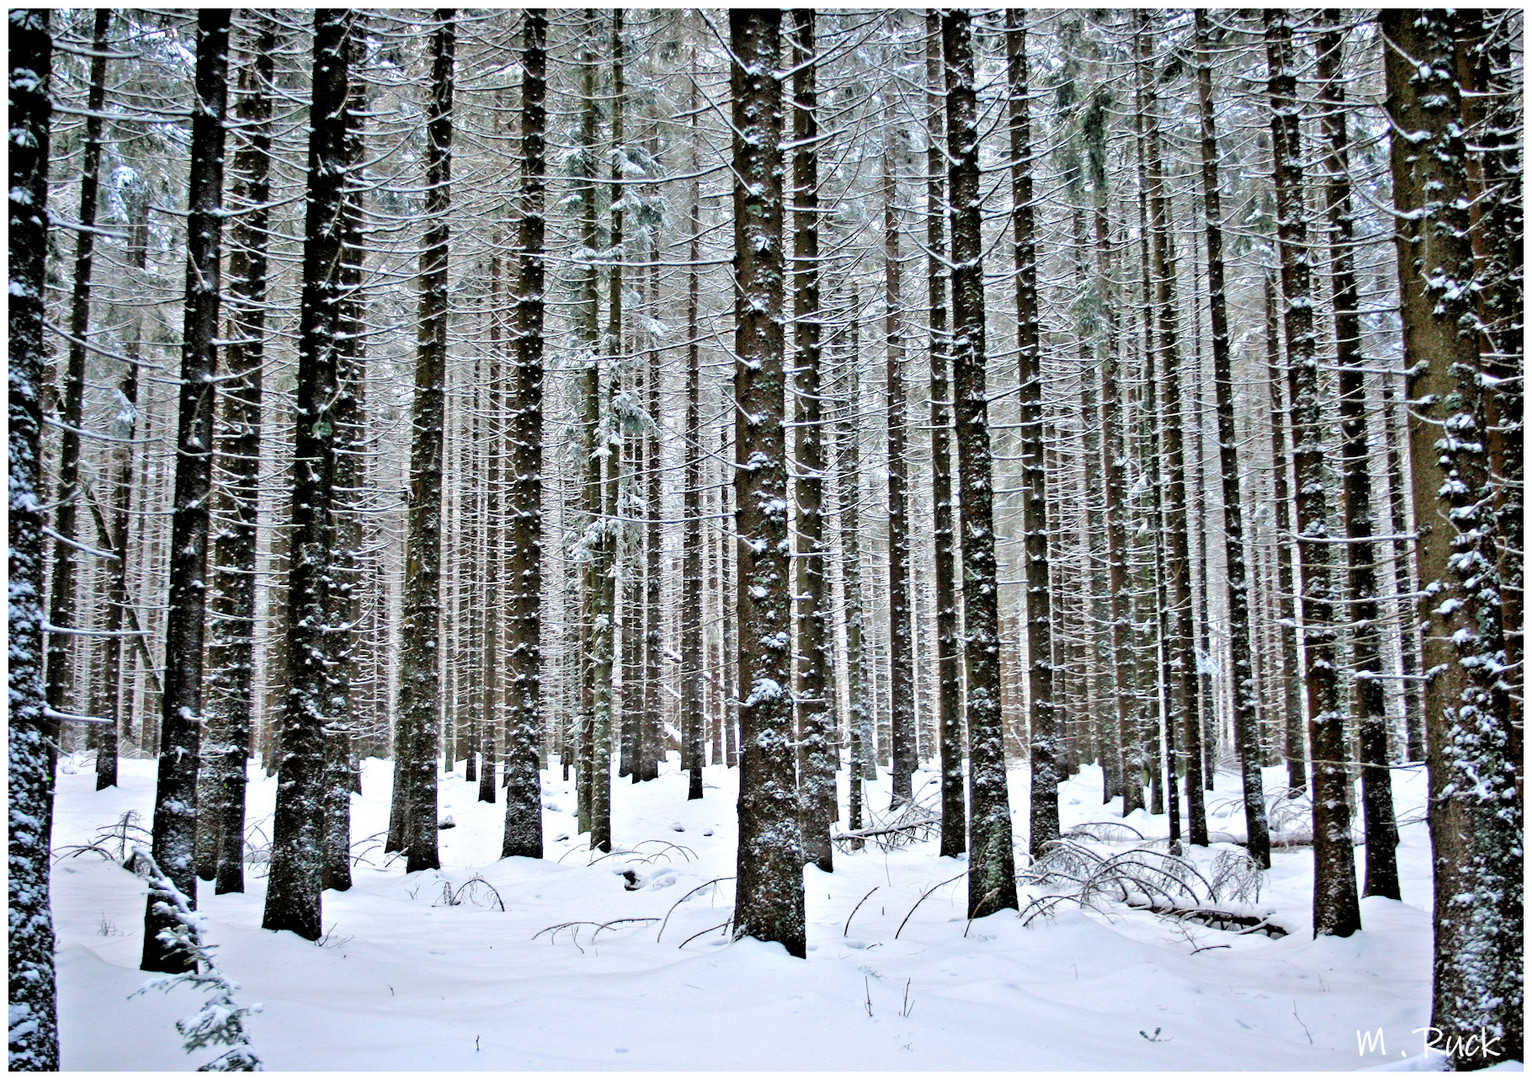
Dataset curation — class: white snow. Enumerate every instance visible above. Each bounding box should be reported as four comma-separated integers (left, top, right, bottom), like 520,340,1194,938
48,751,1481,1070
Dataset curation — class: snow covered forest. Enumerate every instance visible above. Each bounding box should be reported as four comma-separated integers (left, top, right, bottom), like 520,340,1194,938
9,7,1523,1071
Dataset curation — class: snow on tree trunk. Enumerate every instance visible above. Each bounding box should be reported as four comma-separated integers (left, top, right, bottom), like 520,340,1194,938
45,9,110,779
1137,11,1206,847
204,15,277,897
729,8,806,959
681,65,706,803
945,9,1018,920
323,18,370,892
1314,11,1397,900
882,140,916,812
1266,8,1360,939
262,8,355,941
788,9,834,873
1383,9,1522,1064
140,9,231,974
1081,81,1143,820
925,10,965,859
9,8,59,1068
1193,9,1269,869
392,8,454,876
1007,12,1058,860
502,7,547,861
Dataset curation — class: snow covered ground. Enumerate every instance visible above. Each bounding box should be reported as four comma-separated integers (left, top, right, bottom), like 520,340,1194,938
49,749,1473,1070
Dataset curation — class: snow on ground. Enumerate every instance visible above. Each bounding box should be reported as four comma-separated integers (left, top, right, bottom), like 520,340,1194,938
50,749,1461,1071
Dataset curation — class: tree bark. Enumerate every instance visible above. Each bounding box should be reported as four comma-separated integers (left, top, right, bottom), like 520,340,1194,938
262,8,354,941
1266,9,1359,938
141,9,230,972
945,9,1018,919
9,8,59,1065
926,10,964,857
1193,9,1268,867
729,8,806,958
204,16,277,894
392,9,454,874
1006,12,1058,859
1315,11,1396,899
1384,10,1521,1062
502,7,547,860
789,9,835,871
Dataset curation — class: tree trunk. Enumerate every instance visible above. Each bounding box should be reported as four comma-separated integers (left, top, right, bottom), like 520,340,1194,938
681,65,705,802
46,8,111,779
502,8,547,861
1384,10,1522,1062
1138,11,1206,846
788,9,834,872
9,8,59,1065
729,9,806,958
945,9,1018,919
1004,12,1057,859
1266,9,1359,939
203,17,277,894
321,17,369,893
262,9,354,941
1314,11,1396,899
1193,9,1268,867
392,9,453,875
141,9,230,973
882,142,915,811
926,10,964,857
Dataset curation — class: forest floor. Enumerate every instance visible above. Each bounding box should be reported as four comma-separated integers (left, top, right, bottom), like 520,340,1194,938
50,748,1468,1071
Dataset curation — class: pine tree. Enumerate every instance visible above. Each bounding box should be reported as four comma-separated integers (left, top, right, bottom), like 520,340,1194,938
502,7,548,861
1314,11,1396,900
263,8,356,941
925,9,964,858
1193,9,1268,868
945,8,1017,919
1007,11,1057,859
392,9,455,875
140,8,231,973
729,8,806,959
1266,8,1359,938
45,9,111,776
1383,9,1521,1062
789,9,835,872
9,8,59,1067
204,13,278,897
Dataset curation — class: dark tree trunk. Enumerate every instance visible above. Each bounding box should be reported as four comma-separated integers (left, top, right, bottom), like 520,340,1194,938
204,17,277,895
882,143,915,811
1262,270,1305,794
94,16,141,794
1193,9,1268,867
9,9,59,1066
926,10,964,858
141,9,230,973
729,8,806,958
502,7,547,861
945,9,1018,919
392,9,454,875
1082,85,1142,818
46,8,110,773
1266,9,1359,939
681,65,705,802
262,8,354,941
1384,10,1522,1063
1314,11,1396,899
1138,12,1205,847
1007,11,1057,860
322,17,369,893
789,9,834,872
